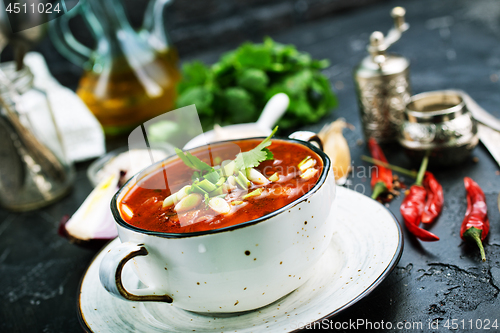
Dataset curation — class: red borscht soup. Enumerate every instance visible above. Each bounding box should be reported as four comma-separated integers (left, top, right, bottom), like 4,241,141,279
119,139,322,233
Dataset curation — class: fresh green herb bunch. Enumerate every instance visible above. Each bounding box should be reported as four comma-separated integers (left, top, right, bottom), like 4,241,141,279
176,37,337,131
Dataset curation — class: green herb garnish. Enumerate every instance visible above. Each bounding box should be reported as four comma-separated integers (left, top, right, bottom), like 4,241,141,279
171,128,278,205
175,127,277,175
175,148,213,172
234,126,277,170
176,37,337,131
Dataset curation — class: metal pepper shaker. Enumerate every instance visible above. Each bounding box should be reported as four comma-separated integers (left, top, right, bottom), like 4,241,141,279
354,7,411,143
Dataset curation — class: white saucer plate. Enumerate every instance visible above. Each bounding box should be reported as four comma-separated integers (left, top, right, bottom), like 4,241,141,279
78,186,403,332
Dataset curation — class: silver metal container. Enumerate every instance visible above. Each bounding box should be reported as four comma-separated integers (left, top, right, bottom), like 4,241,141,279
0,62,74,211
399,90,479,167
354,7,411,143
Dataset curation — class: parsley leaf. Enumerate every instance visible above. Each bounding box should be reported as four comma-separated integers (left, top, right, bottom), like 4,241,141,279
173,127,278,204
175,148,213,173
234,126,277,170
176,126,277,175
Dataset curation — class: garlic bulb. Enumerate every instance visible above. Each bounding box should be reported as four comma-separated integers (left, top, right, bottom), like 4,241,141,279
318,119,352,185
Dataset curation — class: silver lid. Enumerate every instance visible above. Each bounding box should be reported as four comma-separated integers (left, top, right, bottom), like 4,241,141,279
356,53,409,78
355,7,410,78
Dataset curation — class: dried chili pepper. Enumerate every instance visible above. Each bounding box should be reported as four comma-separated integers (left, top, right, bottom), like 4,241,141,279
461,177,489,261
400,155,440,242
368,138,393,199
421,171,444,224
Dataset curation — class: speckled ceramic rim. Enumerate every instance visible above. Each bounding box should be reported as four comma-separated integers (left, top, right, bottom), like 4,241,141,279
110,137,330,239
77,195,404,333
405,90,467,122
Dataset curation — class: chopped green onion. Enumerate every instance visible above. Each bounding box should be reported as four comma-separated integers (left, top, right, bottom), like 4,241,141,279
197,179,217,192
242,188,263,200
298,157,316,172
227,175,236,186
204,171,220,184
235,171,250,190
215,177,226,187
300,168,318,180
298,156,312,169
209,187,224,196
174,193,202,212
230,200,244,206
222,160,236,177
269,172,279,182
191,171,202,182
208,197,231,215
162,185,191,208
172,127,279,206
163,196,175,209
246,168,270,185
191,183,208,195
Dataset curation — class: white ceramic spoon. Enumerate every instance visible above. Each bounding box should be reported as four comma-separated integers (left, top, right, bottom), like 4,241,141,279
183,93,289,149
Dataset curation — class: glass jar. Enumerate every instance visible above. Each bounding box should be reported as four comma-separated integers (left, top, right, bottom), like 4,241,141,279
0,62,74,211
50,0,181,136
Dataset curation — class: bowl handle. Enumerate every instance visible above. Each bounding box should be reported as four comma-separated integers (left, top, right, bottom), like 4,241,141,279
99,242,173,303
288,131,324,151
256,93,290,130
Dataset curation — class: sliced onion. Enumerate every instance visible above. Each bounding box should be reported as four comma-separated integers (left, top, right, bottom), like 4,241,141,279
59,174,119,248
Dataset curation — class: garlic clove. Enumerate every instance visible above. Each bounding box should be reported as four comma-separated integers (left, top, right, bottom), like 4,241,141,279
318,119,352,184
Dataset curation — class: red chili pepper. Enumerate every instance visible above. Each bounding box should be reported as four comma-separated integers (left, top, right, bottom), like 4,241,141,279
421,171,444,224
461,177,489,261
368,138,393,199
401,185,426,226
400,156,440,242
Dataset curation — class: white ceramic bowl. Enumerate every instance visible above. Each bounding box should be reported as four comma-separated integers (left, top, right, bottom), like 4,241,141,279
99,136,335,313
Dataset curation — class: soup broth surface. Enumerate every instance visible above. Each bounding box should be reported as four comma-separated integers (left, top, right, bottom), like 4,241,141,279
119,139,322,233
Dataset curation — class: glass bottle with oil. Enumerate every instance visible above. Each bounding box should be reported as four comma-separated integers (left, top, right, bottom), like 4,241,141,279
50,0,180,136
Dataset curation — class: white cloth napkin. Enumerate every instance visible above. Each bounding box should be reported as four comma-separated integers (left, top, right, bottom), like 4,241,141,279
24,52,105,162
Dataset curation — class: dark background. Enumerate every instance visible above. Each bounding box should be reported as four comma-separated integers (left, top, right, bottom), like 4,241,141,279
1,0,500,331
3,0,392,88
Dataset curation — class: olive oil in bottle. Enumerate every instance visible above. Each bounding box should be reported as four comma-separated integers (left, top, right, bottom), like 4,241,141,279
77,50,180,136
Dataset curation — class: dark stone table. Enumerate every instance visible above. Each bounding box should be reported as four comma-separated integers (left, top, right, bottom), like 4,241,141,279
1,0,499,331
